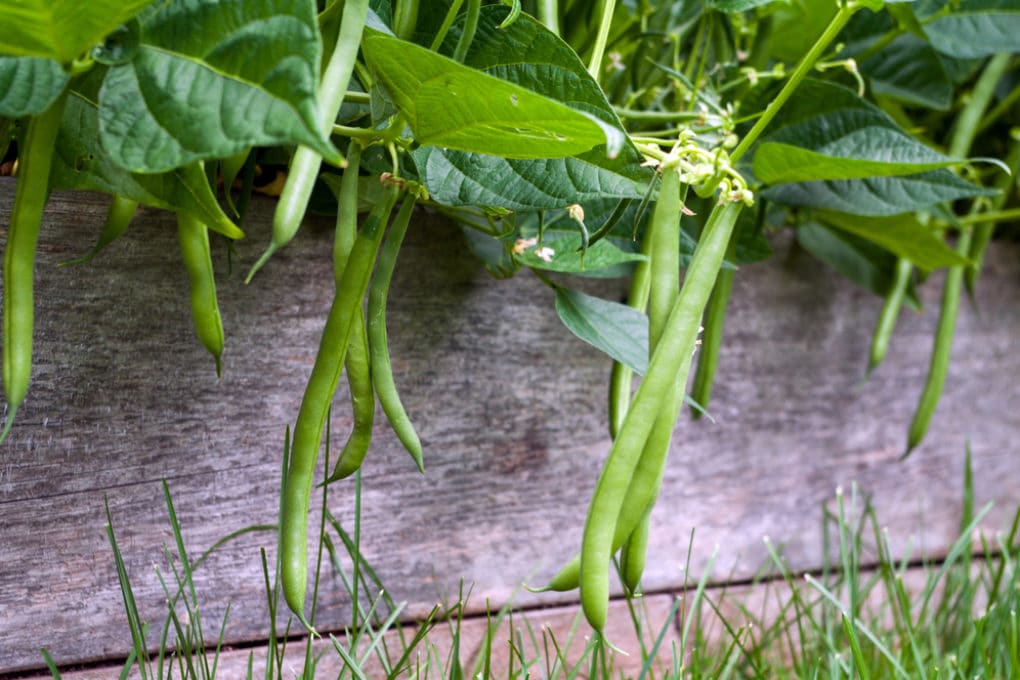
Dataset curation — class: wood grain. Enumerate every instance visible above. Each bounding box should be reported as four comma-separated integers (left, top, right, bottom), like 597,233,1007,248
1,180,1018,674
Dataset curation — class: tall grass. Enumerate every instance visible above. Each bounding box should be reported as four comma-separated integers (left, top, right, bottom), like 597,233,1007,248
43,446,1020,679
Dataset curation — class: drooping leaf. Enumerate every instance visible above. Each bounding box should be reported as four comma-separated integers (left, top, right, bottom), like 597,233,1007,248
0,0,152,64
362,27,623,159
818,211,970,272
753,111,962,183
0,56,69,116
53,80,243,239
555,287,648,374
761,169,997,216
796,222,921,308
920,0,1020,58
98,0,339,173
861,34,953,110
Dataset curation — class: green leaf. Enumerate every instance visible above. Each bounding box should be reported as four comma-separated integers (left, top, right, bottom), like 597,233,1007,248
52,81,243,239
98,0,339,173
555,287,648,374
861,34,953,110
410,7,650,210
818,211,969,271
413,146,646,210
515,234,646,274
0,56,69,116
761,169,997,216
362,28,622,159
753,114,961,183
0,0,152,64
796,222,920,308
921,0,1020,58
708,0,787,10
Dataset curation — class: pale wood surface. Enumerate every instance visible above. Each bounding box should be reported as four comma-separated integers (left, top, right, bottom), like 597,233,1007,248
1,179,1018,674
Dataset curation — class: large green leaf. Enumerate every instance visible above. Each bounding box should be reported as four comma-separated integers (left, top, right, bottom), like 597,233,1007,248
0,0,152,63
410,6,649,209
555,287,648,374
98,0,338,173
861,34,953,110
52,81,243,239
761,169,997,216
0,56,69,116
362,28,623,159
819,212,969,272
413,147,646,210
753,110,962,183
921,0,1020,58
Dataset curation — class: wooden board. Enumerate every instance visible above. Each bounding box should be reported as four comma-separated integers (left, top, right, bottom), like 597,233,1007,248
1,180,1018,674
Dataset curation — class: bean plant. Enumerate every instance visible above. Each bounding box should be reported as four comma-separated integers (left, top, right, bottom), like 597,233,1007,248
1,0,1018,637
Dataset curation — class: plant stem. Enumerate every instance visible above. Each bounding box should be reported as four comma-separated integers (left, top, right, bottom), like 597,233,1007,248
950,54,1012,158
537,0,560,36
730,4,859,164
393,0,420,40
453,0,481,63
586,0,617,83
957,206,1020,226
428,0,465,51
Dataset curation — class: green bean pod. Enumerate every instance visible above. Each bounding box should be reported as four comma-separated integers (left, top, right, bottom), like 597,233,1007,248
579,182,742,632
2,92,68,443
246,0,370,282
607,219,653,440
619,507,650,596
327,308,375,482
867,257,911,375
177,212,225,377
62,194,138,266
281,185,399,628
614,167,684,596
689,264,733,417
323,143,375,483
368,196,424,472
905,231,969,458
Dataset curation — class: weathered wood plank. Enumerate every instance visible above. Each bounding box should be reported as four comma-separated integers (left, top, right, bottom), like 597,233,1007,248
15,595,681,679
1,179,1018,673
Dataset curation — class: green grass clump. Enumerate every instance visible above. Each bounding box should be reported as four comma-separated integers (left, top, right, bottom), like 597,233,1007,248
44,446,1020,679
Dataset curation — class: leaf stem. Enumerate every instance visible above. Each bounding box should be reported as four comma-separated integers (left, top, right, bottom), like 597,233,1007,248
586,0,617,83
730,3,859,164
957,206,1020,226
537,0,560,36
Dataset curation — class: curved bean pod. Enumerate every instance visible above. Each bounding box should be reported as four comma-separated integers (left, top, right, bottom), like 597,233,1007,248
327,308,375,482
368,196,424,472
868,257,911,375
325,143,375,483
281,185,399,628
246,0,370,282
905,233,968,458
619,506,650,596
62,194,138,266
177,212,225,376
689,264,733,417
2,92,68,443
